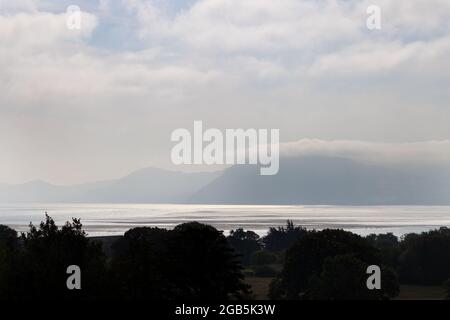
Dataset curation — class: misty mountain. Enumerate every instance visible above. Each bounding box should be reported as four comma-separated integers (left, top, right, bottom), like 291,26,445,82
1,156,449,205
189,156,450,205
79,167,220,203
0,168,220,203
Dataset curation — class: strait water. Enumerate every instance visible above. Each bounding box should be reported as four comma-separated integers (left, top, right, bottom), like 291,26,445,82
0,203,449,237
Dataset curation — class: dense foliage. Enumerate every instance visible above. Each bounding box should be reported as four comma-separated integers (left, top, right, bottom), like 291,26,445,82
227,228,261,265
0,215,108,300
268,229,399,299
263,220,307,252
0,217,249,300
398,227,450,285
111,222,250,300
1,217,450,300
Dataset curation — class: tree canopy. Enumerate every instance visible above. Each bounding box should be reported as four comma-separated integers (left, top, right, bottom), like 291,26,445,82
110,222,250,300
269,229,398,300
227,228,261,265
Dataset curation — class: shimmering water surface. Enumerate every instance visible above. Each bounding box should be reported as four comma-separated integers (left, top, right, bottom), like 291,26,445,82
1,203,449,237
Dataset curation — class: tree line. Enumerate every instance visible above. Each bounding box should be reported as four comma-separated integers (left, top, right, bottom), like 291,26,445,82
1,216,450,300
229,221,450,299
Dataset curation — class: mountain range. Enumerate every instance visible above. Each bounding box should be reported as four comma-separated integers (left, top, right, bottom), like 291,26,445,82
1,156,449,205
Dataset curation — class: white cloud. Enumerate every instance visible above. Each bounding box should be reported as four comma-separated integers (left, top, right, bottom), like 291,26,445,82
0,0,38,13
0,8,221,106
0,11,97,49
1,0,450,184
128,0,363,54
282,139,450,166
308,37,450,76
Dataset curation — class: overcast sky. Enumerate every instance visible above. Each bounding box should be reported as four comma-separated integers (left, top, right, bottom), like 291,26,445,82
1,0,450,184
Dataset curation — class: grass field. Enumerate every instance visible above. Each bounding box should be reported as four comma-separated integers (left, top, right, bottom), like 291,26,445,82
245,277,447,300
395,285,447,300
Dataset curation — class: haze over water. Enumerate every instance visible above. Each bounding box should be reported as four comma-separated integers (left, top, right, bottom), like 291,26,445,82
1,204,450,237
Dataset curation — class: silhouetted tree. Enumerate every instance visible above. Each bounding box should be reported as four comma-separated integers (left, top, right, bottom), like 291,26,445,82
110,227,175,299
445,279,450,299
306,254,399,300
227,228,261,265
269,229,399,299
399,227,450,285
0,225,19,300
263,220,307,252
1,215,109,300
250,250,277,265
110,222,250,300
366,233,400,267
0,225,17,249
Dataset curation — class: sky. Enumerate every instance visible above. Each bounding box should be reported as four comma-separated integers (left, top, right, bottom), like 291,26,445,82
1,0,450,185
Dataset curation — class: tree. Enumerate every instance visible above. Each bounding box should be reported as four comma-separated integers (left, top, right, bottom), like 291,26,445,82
399,227,450,285
0,225,17,249
262,220,307,252
445,279,450,300
1,215,109,300
250,250,277,265
269,229,393,299
0,225,19,300
227,228,261,265
171,222,250,300
306,254,399,300
110,227,175,300
110,222,250,300
366,233,400,267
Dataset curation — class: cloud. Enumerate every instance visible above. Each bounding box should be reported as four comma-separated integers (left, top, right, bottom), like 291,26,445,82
0,8,220,107
1,0,450,184
0,11,98,49
127,0,450,58
308,36,450,76
127,0,362,54
281,139,450,166
0,0,38,13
